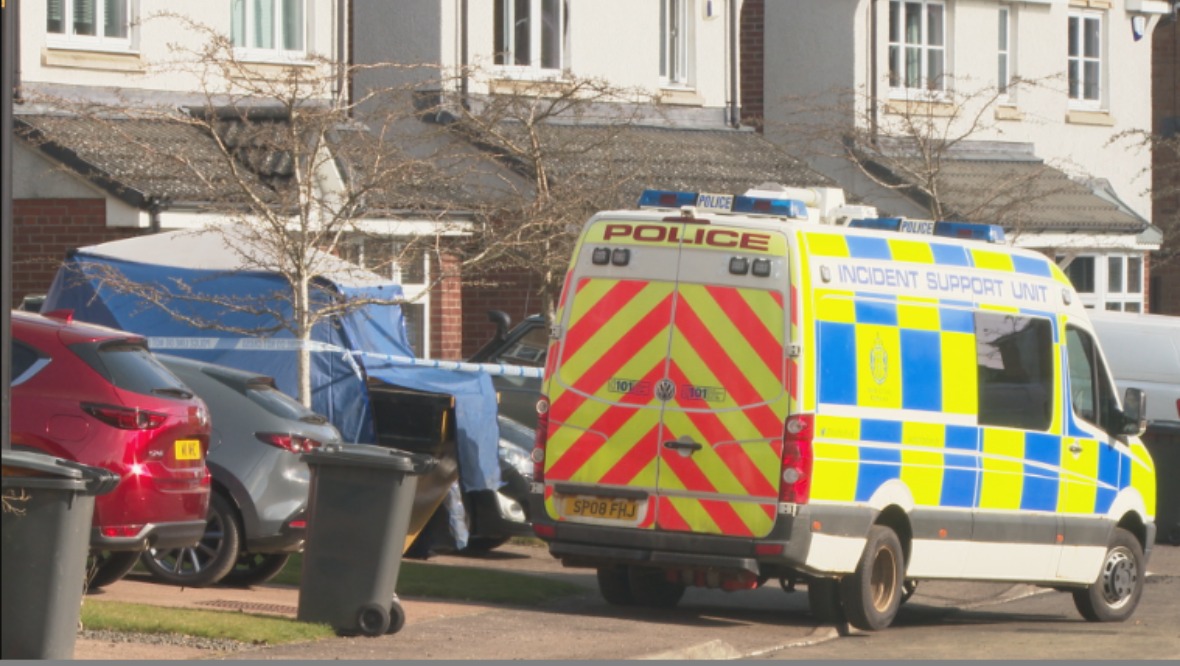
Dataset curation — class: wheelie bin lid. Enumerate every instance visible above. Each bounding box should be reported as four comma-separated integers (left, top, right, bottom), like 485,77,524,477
302,443,437,475
1,450,120,496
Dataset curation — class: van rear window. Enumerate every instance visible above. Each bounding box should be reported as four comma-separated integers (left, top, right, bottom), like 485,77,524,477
975,313,1053,431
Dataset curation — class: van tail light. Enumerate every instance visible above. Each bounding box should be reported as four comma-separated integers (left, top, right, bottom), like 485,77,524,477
83,403,168,430
779,414,814,504
532,399,550,483
256,433,324,454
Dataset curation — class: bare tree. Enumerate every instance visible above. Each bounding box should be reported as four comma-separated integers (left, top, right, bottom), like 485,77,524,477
19,14,503,405
1112,128,1180,269
771,77,1089,241
446,71,663,319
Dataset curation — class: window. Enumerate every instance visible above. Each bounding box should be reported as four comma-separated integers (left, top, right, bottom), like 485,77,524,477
1061,256,1095,293
1065,326,1120,433
889,0,946,93
46,0,131,50
997,8,1010,97
1068,11,1102,108
975,312,1053,431
11,342,50,387
661,0,690,86
495,0,566,71
231,0,306,59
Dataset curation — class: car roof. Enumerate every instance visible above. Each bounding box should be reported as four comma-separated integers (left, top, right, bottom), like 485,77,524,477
11,309,144,346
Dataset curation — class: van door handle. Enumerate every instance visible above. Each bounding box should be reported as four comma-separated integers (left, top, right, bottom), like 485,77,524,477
664,439,703,453
1069,442,1083,455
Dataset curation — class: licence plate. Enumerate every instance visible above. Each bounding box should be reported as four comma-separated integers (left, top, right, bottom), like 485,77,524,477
174,439,201,461
563,496,638,521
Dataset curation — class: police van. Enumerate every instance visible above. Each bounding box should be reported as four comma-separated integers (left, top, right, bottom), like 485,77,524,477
528,186,1157,630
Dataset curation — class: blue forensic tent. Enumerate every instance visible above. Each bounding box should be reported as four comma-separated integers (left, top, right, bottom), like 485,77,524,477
42,230,501,493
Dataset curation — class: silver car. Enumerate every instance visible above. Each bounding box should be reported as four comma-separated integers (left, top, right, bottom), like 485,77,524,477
142,355,342,587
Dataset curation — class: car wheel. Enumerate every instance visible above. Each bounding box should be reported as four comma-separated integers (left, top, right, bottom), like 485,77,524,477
220,552,291,587
596,566,635,606
839,525,905,631
627,566,686,609
807,577,845,624
86,550,140,590
1072,527,1144,622
141,493,241,588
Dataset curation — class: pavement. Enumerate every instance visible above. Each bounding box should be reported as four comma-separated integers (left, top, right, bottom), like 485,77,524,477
73,540,1180,661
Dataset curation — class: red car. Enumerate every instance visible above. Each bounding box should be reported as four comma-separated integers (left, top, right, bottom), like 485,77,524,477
10,310,211,587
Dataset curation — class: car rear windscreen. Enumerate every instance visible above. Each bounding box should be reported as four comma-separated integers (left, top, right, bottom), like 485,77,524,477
72,341,193,399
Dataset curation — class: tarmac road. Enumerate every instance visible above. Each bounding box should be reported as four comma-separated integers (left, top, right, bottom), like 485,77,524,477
76,542,1180,660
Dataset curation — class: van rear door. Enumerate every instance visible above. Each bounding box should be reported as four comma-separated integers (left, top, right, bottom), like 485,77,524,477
544,217,791,538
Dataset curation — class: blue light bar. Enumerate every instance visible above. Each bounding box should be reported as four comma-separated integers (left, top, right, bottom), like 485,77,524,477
731,195,809,219
638,190,699,209
848,218,1005,244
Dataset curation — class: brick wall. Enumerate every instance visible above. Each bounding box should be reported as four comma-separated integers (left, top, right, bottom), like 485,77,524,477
428,252,465,360
460,269,543,358
740,0,765,130
1151,15,1180,315
12,198,142,307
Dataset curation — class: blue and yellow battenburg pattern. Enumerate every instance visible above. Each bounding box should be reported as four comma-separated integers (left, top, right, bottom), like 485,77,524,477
799,230,1155,519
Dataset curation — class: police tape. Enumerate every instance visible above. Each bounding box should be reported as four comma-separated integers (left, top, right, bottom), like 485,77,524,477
148,336,545,379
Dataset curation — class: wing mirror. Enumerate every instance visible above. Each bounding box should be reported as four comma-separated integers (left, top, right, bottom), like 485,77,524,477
1120,388,1148,437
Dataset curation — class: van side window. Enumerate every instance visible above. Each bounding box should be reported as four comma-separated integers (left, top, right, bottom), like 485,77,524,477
975,313,1053,431
1065,325,1119,433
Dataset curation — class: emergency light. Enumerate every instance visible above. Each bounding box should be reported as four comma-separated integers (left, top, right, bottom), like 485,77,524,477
638,189,808,219
848,217,1006,243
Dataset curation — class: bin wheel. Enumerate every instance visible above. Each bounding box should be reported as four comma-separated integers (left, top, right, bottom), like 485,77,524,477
385,600,406,635
356,603,391,636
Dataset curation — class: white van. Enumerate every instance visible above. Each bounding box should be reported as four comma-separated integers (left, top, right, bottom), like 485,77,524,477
1087,311,1180,427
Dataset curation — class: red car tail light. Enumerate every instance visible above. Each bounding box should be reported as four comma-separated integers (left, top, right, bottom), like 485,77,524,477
256,433,324,454
779,414,815,504
83,403,168,430
100,525,145,538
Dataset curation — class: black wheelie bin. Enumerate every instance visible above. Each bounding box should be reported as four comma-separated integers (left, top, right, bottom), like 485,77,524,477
297,443,436,636
2,450,119,659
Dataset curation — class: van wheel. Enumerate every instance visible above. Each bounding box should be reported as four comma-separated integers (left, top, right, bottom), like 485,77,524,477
86,550,140,590
807,577,845,624
220,553,291,587
628,566,685,609
141,493,241,588
596,566,635,606
1073,527,1144,622
840,525,905,631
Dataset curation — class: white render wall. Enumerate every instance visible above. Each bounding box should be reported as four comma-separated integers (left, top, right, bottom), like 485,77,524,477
763,0,1163,222
353,0,738,110
19,1,338,98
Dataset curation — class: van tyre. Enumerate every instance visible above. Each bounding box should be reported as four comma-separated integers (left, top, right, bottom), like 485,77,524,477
807,577,845,624
627,566,686,609
596,566,635,606
840,525,905,631
221,552,291,587
141,493,241,587
1073,527,1144,622
86,550,140,590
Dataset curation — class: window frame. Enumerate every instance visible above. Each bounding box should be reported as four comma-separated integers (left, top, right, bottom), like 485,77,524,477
231,0,309,64
1067,9,1104,111
1058,253,1145,312
1064,324,1121,435
997,6,1011,101
888,0,948,98
660,0,691,87
46,0,135,53
494,0,567,77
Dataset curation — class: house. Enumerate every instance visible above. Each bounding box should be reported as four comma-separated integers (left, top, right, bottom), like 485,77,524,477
350,0,837,355
754,0,1170,313
11,0,494,359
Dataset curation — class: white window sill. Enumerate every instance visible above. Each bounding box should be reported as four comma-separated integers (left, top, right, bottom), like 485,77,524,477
43,46,143,72
490,66,566,82
1066,109,1115,126
232,49,314,67
659,87,703,106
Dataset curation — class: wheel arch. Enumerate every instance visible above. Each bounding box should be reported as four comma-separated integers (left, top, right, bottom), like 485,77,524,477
874,504,914,570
